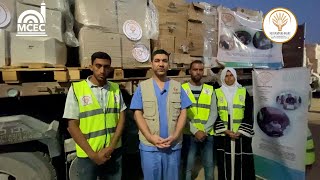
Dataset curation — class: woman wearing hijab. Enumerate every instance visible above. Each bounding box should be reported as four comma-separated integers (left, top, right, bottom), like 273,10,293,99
214,67,255,180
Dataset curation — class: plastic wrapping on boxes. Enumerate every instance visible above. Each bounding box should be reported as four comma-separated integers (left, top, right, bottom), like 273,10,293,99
62,0,79,47
188,2,204,22
78,27,122,68
17,0,79,47
75,0,118,33
202,2,218,67
17,0,66,11
0,0,17,32
121,35,151,68
217,6,283,68
145,0,159,40
233,7,263,19
10,34,67,66
16,2,64,42
117,0,147,35
0,30,9,67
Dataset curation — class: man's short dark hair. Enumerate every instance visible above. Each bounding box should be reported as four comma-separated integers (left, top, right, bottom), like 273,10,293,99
91,52,112,64
189,60,204,69
151,49,170,61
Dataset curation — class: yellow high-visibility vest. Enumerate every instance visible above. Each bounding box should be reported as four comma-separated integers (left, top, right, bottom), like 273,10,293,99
182,83,215,135
73,80,121,157
305,128,315,165
139,78,182,146
215,87,246,133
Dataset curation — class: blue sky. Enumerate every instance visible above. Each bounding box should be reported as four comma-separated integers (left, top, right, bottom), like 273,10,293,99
188,0,320,44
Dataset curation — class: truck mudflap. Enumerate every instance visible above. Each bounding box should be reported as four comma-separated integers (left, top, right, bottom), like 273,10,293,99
0,115,61,158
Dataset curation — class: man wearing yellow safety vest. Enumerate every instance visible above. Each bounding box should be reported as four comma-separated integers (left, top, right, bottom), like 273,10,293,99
130,49,192,180
63,52,126,180
214,68,255,180
181,60,218,180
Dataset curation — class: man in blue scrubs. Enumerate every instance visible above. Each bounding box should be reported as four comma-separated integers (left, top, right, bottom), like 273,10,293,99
130,49,191,180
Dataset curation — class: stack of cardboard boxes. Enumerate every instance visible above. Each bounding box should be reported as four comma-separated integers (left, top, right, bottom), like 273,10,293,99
76,0,151,68
152,0,219,66
188,3,218,58
0,0,269,70
0,0,68,67
152,0,189,64
306,44,320,73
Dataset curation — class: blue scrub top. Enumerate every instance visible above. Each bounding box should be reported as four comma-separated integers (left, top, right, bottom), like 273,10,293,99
130,79,191,151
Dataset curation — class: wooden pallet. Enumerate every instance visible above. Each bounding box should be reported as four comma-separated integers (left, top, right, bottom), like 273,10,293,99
3,63,66,69
169,63,190,69
0,66,190,84
67,67,189,81
0,67,68,84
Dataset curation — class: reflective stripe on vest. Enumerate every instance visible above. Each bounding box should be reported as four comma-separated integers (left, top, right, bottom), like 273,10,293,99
182,83,215,135
73,80,121,157
305,129,315,165
215,87,246,132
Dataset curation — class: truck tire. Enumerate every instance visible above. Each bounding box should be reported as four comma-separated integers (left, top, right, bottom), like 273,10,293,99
0,152,56,180
68,157,79,180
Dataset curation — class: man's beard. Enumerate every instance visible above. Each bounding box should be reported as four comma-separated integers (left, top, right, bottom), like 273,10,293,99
191,76,201,83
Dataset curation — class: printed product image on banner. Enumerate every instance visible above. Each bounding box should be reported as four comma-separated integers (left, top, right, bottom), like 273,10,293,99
235,30,252,45
257,107,290,137
276,92,302,110
219,34,235,50
253,31,273,50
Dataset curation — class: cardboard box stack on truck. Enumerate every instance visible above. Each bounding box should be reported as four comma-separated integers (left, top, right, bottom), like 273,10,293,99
0,0,317,180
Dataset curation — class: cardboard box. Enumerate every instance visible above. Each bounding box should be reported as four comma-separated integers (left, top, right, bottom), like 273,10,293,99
121,35,151,68
117,0,147,35
75,0,118,32
16,2,64,42
188,2,206,22
152,35,175,54
309,58,320,73
175,38,205,56
188,3,218,27
78,27,121,68
0,30,9,67
1,0,17,32
10,34,67,66
17,0,66,11
153,0,188,16
175,37,190,54
306,44,320,60
188,39,204,57
186,21,205,56
159,15,187,37
174,21,218,57
175,38,205,57
172,53,192,64
187,21,205,38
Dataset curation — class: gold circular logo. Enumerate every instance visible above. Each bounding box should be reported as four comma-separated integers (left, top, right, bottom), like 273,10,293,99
262,8,298,43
